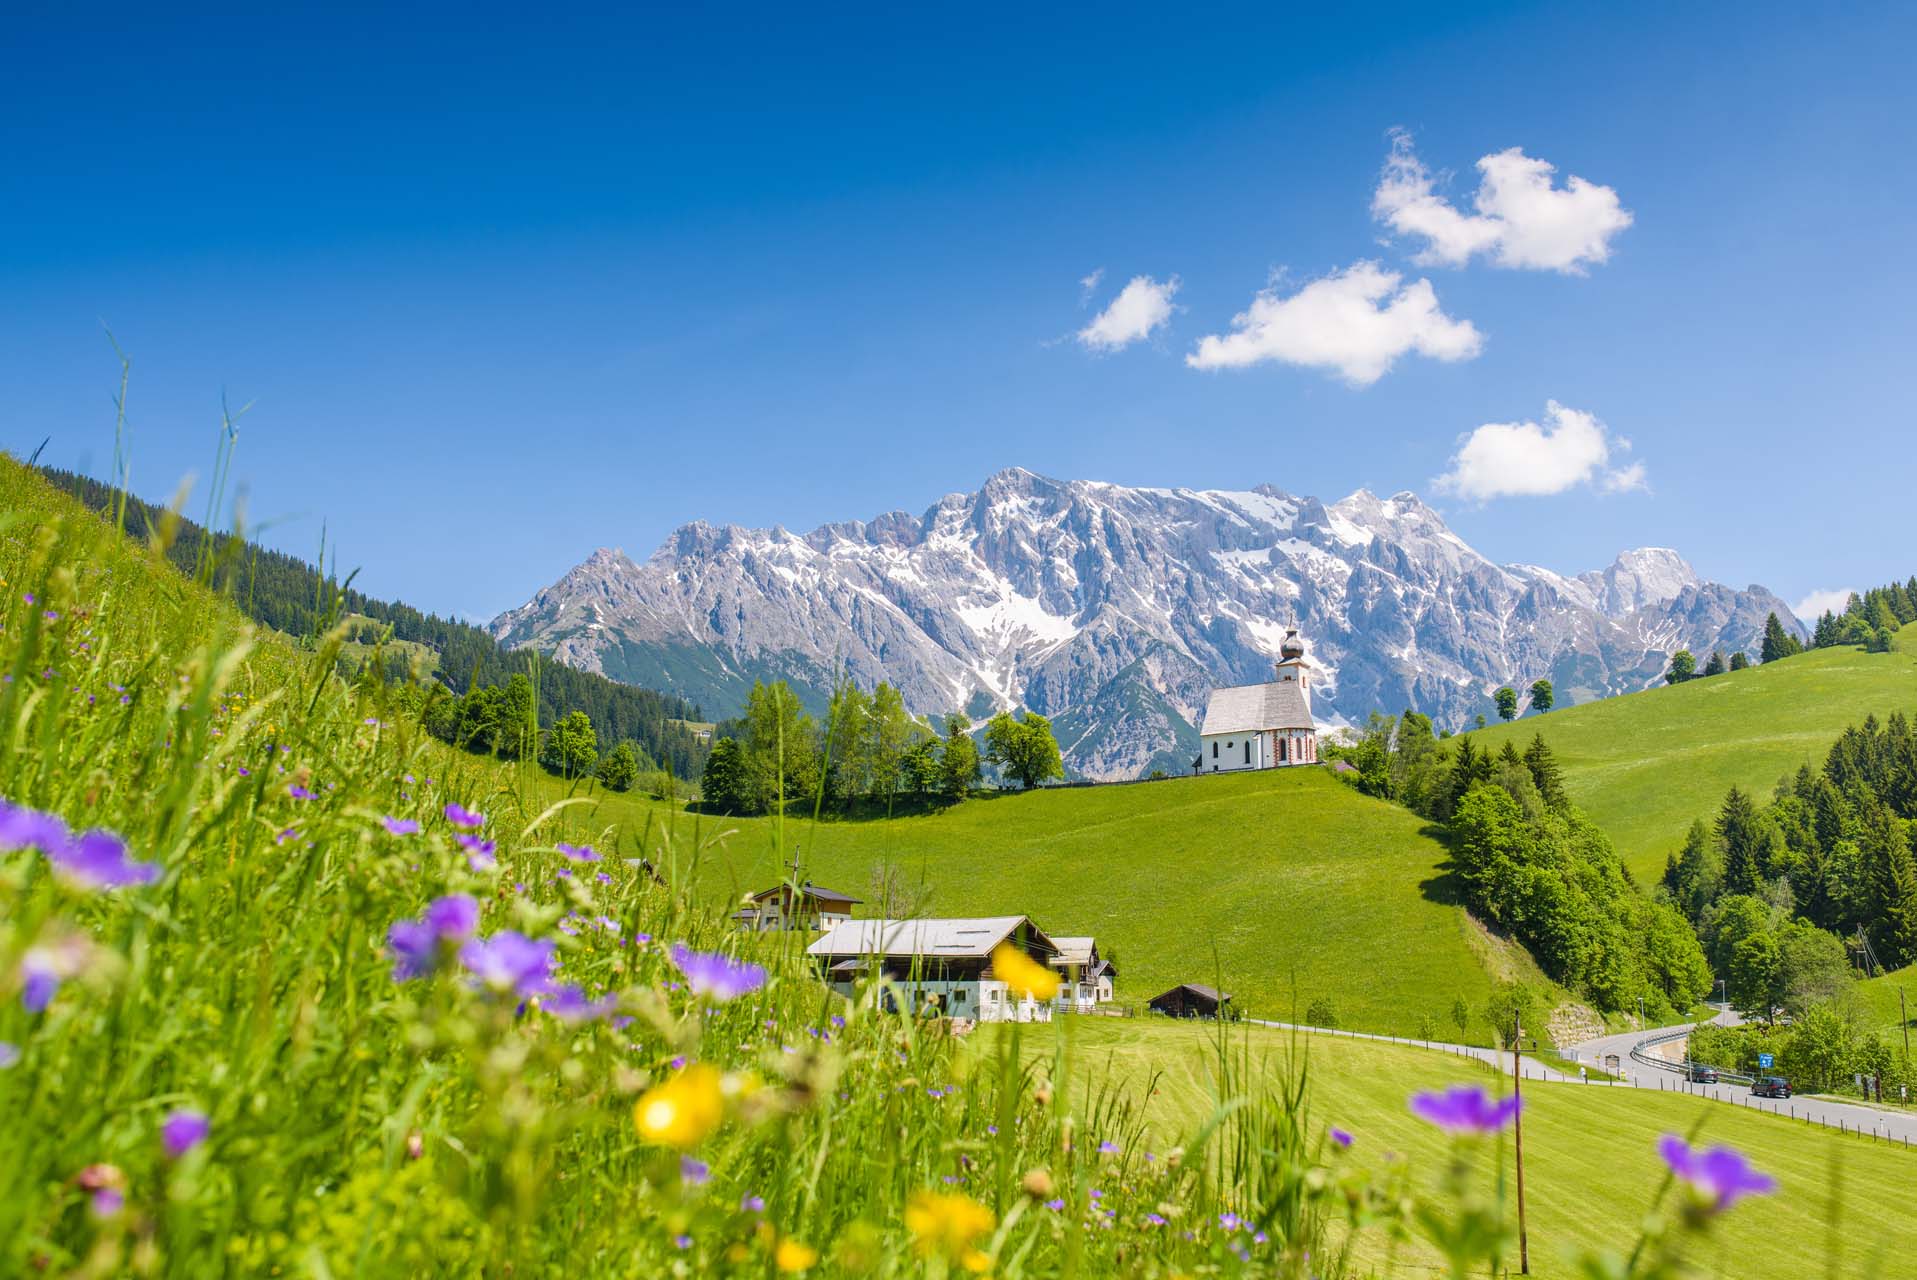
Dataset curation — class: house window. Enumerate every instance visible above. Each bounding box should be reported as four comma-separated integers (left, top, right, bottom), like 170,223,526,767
1244,740,1251,764
1211,741,1218,759
1279,736,1288,762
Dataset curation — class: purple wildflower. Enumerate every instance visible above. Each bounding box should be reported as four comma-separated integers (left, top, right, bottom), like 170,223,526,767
0,801,65,854
1145,1213,1167,1226
388,921,438,980
673,1234,693,1250
1044,1198,1064,1212
670,1054,687,1070
276,827,298,845
89,1188,124,1218
459,931,556,997
444,802,485,829
740,1194,765,1214
541,983,614,1022
1098,1140,1120,1155
669,943,768,1002
20,952,61,1012
381,816,420,836
1410,1085,1520,1135
47,829,161,891
423,894,479,938
458,833,497,870
680,1155,710,1185
557,841,600,862
288,785,316,801
1330,1127,1354,1149
161,1108,210,1158
1658,1134,1775,1212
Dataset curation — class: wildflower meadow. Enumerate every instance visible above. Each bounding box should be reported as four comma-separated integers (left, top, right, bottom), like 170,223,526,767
0,461,1797,1275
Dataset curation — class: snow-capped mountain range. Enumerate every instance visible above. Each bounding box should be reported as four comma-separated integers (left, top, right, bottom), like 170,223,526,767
489,468,1800,779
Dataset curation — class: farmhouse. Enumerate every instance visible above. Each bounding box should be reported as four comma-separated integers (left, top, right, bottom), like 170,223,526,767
1049,936,1116,1012
1197,627,1319,773
733,881,862,932
806,916,1061,1022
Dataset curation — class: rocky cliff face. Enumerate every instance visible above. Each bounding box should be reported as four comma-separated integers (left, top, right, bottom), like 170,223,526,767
489,469,1801,779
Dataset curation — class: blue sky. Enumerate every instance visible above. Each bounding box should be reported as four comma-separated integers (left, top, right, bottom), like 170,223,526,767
5,2,1912,622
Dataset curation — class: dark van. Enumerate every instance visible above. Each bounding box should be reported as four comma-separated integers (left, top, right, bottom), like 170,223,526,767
1752,1075,1792,1099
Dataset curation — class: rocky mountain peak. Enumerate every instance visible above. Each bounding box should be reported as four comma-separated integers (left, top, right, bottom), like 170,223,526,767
491,469,1800,781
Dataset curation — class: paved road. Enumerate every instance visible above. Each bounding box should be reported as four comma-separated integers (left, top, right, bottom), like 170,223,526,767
1250,1020,1578,1082
1254,1014,1917,1146
1559,1010,1917,1145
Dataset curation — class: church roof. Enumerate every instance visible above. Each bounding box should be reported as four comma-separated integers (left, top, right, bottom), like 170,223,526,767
1200,678,1314,734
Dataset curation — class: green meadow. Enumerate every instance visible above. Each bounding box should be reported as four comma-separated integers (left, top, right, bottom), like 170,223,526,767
1471,632,1917,879
1018,1018,1914,1278
527,767,1550,1041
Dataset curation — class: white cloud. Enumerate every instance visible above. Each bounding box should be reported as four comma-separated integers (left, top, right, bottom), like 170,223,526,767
1373,131,1633,274
1434,401,1646,501
1794,588,1856,619
1077,274,1179,351
1079,267,1105,303
1185,260,1481,385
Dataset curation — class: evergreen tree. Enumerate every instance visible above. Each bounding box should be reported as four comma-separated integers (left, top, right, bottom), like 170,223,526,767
1729,651,1751,671
596,739,643,791
700,737,752,814
1528,678,1555,714
1760,612,1801,663
1812,611,1842,648
1701,649,1727,677
899,738,939,796
1661,819,1723,922
1522,733,1568,812
1716,786,1774,897
1494,686,1519,721
1665,650,1696,684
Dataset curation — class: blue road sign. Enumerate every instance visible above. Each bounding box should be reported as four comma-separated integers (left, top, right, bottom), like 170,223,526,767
1757,1053,1774,1069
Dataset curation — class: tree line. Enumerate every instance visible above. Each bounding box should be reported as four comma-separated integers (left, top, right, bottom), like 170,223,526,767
1662,711,1917,992
699,679,1063,815
1806,578,1917,653
40,465,711,779
1329,713,1712,1018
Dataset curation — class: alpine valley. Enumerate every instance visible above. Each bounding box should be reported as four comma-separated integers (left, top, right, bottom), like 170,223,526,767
489,468,1801,780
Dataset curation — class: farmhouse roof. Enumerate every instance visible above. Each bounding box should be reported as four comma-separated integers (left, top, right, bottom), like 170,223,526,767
750,881,862,905
807,916,1057,961
1200,679,1313,735
1153,983,1229,1003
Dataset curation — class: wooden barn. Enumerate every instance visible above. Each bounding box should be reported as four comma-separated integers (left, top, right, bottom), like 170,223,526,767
1148,983,1233,1019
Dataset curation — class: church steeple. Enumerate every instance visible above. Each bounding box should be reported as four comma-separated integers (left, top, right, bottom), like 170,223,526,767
1273,627,1311,714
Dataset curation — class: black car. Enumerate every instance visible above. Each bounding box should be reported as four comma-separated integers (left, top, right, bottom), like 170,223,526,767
1686,1064,1720,1084
1752,1075,1792,1099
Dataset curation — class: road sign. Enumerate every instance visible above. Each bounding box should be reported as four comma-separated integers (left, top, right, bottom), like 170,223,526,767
1757,1053,1774,1069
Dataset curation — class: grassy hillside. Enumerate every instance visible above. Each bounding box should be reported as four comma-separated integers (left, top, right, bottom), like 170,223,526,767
1856,963,1917,1042
529,768,1549,1039
1021,1019,1913,1277
1472,632,1917,878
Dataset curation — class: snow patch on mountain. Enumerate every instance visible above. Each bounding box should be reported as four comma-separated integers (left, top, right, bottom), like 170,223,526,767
490,469,1801,780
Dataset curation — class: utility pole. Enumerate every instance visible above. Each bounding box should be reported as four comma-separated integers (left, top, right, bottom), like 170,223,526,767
1513,1012,1530,1275
1902,988,1910,1067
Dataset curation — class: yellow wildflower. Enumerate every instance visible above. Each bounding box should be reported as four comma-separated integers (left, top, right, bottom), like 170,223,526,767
989,943,1060,1002
905,1190,995,1262
633,1063,724,1150
774,1238,819,1272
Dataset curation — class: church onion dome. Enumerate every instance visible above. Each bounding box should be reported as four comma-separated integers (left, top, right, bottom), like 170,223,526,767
1279,628,1306,661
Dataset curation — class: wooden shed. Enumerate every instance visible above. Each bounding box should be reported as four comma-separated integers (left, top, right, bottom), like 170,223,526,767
1148,983,1233,1019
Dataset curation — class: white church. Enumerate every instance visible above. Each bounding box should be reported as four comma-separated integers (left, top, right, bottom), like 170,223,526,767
1196,627,1320,773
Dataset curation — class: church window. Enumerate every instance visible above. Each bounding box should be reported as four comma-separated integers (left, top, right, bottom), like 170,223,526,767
1243,740,1251,764
1211,741,1218,759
